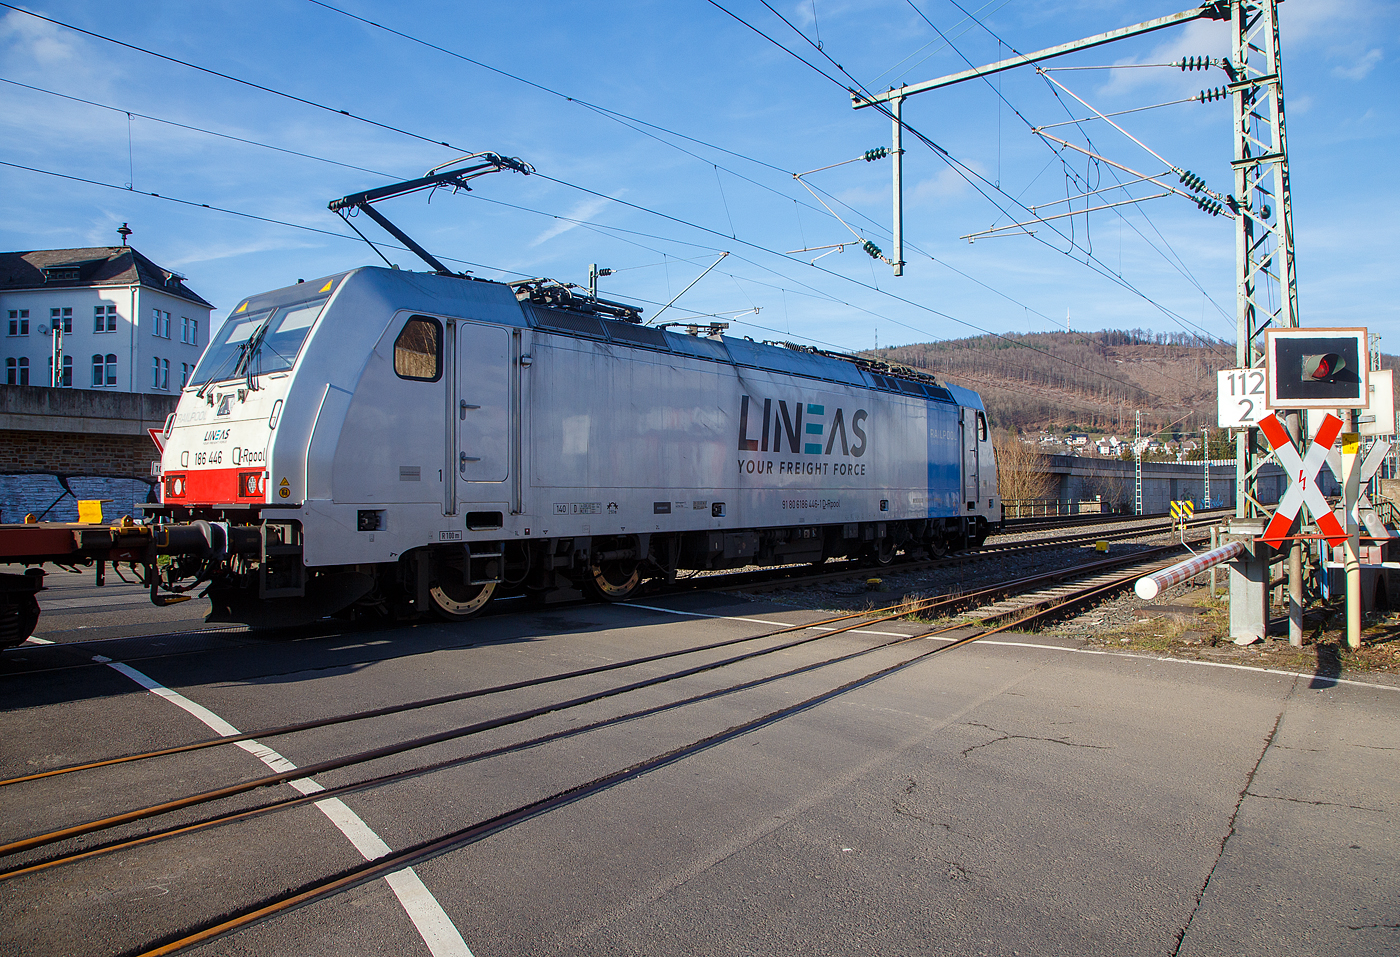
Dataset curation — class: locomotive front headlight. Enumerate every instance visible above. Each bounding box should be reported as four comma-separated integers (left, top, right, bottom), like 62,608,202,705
165,474,186,498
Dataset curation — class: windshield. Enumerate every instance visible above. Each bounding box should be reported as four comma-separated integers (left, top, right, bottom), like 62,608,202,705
190,298,327,388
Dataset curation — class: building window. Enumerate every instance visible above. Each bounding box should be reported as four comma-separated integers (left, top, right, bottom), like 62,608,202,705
50,307,72,333
8,356,30,385
95,305,117,332
180,362,191,388
162,358,169,390
152,356,161,389
92,353,118,386
153,308,171,338
7,309,29,336
181,316,199,345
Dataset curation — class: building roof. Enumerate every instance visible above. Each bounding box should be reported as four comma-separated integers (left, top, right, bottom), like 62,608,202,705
0,246,213,308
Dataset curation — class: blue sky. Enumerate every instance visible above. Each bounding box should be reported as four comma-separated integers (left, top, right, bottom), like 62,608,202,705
0,0,1394,356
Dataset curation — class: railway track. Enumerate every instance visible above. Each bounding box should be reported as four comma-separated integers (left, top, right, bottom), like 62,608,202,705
2,511,1218,683
0,538,1198,955
701,511,1219,596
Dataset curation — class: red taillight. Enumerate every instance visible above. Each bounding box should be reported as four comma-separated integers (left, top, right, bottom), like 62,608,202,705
237,471,264,498
164,474,187,499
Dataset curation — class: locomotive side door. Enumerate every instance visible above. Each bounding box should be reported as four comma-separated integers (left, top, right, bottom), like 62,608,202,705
454,322,511,492
961,407,980,510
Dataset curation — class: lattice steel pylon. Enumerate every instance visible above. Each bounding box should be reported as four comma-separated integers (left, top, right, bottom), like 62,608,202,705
1135,410,1143,516
1232,0,1299,519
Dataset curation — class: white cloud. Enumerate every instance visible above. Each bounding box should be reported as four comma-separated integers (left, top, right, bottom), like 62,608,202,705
1093,20,1230,100
0,9,83,65
528,194,616,247
1332,47,1383,80
910,166,974,203
165,236,321,268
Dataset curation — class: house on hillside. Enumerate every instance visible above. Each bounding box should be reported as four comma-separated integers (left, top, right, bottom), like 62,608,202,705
0,234,213,394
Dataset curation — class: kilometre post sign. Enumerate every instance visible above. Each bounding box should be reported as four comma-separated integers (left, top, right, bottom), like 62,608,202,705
1217,368,1266,428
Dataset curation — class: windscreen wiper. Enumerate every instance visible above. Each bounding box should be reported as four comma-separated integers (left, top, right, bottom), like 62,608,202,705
234,318,271,391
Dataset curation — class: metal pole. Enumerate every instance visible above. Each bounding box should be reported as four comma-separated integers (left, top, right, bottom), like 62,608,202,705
648,252,729,324
850,5,1217,108
1286,410,1304,646
1209,525,1219,597
50,325,63,388
891,94,904,277
1343,410,1363,649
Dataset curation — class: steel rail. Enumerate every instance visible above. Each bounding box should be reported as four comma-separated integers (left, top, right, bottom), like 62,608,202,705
0,541,1199,865
127,552,1182,956
0,518,1208,788
715,514,1219,595
0,592,1004,856
0,514,1209,800
0,608,969,882
0,591,993,790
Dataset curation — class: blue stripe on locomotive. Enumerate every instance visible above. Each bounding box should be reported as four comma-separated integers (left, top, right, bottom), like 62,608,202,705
928,383,984,518
926,402,960,516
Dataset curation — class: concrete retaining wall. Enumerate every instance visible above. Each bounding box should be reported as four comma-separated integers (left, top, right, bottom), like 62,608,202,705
1044,455,1293,515
1,383,172,522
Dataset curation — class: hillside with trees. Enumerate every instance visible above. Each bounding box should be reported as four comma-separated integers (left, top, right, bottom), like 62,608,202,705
873,329,1396,439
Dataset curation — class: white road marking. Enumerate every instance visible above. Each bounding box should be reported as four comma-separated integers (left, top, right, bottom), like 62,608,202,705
626,603,1400,692
94,656,474,956
977,639,1400,692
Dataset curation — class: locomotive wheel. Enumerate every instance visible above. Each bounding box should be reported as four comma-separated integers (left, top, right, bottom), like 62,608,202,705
587,560,641,602
429,579,497,621
874,537,896,565
926,538,948,558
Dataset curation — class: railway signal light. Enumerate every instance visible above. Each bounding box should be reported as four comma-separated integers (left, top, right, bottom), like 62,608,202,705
1301,353,1345,382
1264,328,1369,410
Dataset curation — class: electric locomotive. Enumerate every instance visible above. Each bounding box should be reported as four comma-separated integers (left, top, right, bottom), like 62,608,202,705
149,266,998,623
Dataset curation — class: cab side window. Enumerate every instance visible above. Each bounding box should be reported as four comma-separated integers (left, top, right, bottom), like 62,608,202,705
394,316,441,381
977,411,988,441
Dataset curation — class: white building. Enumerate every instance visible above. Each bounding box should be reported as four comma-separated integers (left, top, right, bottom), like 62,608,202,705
0,240,213,395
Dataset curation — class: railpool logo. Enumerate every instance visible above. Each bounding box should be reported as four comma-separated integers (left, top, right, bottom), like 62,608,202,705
737,396,868,457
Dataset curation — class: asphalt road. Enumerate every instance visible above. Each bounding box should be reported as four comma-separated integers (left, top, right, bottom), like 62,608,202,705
1,572,1395,957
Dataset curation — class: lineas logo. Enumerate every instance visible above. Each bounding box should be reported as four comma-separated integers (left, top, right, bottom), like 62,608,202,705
737,396,868,457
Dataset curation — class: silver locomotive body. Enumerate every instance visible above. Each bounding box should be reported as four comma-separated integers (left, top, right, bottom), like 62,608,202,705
155,267,997,621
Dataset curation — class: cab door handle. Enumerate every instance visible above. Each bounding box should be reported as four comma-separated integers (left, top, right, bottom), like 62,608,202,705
460,451,481,472
459,400,480,419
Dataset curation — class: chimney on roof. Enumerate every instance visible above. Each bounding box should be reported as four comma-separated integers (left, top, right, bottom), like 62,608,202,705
117,223,132,246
